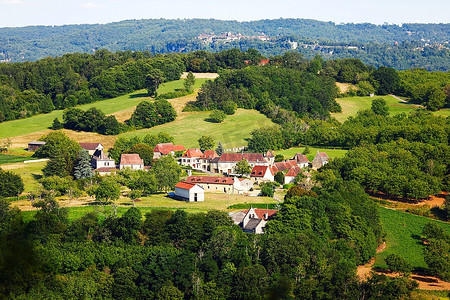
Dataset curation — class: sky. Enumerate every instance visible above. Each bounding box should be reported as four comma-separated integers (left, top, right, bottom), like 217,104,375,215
0,0,449,28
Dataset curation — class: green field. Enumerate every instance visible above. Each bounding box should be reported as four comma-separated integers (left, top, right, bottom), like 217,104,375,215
275,146,348,161
20,192,277,222
3,161,46,192
0,79,207,139
0,153,35,165
120,109,274,149
375,207,450,270
332,95,450,123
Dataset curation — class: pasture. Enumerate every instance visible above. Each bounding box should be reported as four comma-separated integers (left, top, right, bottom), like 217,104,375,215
1,160,46,192
332,95,450,123
120,109,274,150
0,79,208,140
374,207,450,270
0,153,35,165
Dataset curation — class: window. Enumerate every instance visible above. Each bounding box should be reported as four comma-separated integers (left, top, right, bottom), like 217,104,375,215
194,193,198,202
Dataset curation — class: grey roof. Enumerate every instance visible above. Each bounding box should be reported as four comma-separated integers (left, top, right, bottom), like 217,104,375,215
230,211,246,225
243,218,262,231
28,141,46,145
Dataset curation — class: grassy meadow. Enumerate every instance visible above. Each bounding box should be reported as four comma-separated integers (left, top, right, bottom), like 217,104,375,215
0,153,35,165
374,207,450,270
2,160,46,192
332,95,450,123
0,79,208,140
120,109,274,149
275,146,348,161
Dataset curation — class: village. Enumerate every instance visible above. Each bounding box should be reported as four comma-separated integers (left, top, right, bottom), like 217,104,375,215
28,139,330,233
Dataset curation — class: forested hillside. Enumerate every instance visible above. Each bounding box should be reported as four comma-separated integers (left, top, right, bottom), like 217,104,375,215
0,18,448,70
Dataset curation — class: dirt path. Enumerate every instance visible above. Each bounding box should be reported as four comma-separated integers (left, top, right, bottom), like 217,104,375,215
357,242,386,280
389,94,408,103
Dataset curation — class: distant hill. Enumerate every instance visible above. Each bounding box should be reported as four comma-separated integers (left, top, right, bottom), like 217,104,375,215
0,18,449,70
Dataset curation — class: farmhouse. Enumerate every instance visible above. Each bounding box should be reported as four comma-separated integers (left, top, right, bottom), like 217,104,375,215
312,151,329,169
79,143,103,156
293,153,310,168
153,143,186,159
27,141,46,151
119,154,144,170
180,148,204,169
91,150,115,169
273,160,297,172
250,165,276,182
199,150,219,171
174,182,204,202
184,175,244,194
217,153,269,175
230,207,277,234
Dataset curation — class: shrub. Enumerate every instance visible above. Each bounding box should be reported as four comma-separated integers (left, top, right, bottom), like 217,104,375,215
208,110,226,123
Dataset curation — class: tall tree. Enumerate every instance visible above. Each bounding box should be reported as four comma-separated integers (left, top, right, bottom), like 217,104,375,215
371,98,389,116
183,71,196,92
215,142,224,156
235,159,251,176
198,135,215,151
151,155,181,192
73,150,94,180
146,69,165,97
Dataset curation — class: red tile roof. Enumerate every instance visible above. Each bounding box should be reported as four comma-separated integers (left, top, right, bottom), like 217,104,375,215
251,165,275,177
294,153,309,164
274,160,297,171
153,143,186,155
186,176,235,185
242,208,277,220
174,145,186,151
285,166,302,177
175,181,197,190
79,143,102,150
218,153,266,163
202,150,219,159
120,154,144,165
183,148,203,158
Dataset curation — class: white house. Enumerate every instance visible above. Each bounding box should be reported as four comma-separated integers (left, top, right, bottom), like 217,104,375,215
119,154,144,170
293,153,310,168
180,148,204,169
174,182,205,202
91,150,115,169
230,207,278,234
250,165,276,182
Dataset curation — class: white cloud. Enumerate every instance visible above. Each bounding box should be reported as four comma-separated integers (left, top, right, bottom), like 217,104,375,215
81,2,104,9
1,0,23,4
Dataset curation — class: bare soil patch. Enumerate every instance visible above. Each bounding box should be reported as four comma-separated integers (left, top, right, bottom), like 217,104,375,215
336,82,356,93
357,241,450,290
181,72,219,79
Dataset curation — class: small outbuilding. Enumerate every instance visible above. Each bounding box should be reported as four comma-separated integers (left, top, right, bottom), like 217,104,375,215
28,141,46,151
174,181,205,202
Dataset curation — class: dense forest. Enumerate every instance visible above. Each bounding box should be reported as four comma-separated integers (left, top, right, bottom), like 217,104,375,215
0,175,424,299
0,18,449,70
